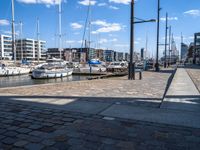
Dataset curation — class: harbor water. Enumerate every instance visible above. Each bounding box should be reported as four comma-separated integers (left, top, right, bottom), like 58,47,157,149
0,75,90,88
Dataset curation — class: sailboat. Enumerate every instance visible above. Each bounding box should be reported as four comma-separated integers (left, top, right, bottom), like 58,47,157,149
31,1,73,79
0,0,30,76
78,0,106,74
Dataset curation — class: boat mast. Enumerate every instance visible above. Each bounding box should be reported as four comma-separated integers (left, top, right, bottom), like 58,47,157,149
11,0,16,64
20,21,23,60
59,1,62,59
88,0,91,51
37,17,40,63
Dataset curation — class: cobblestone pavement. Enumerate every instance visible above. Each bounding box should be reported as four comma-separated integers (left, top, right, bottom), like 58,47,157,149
0,101,199,150
0,70,172,100
186,66,200,92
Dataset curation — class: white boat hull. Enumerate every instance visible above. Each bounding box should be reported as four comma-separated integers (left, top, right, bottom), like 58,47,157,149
79,66,107,73
32,69,73,79
0,67,30,77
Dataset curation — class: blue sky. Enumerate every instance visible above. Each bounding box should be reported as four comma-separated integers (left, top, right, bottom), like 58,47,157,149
0,0,200,57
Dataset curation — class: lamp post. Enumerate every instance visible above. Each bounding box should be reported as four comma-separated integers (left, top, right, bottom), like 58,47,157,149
164,12,168,68
168,26,171,66
155,0,161,72
128,0,134,80
128,0,156,80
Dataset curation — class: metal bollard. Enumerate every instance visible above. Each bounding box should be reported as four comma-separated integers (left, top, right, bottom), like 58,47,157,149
139,71,142,80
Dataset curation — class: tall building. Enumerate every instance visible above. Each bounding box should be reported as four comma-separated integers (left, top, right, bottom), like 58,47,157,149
0,34,12,60
181,43,188,61
104,50,115,62
16,38,46,61
170,38,179,64
47,48,63,59
194,32,200,64
88,48,97,60
96,49,104,61
125,53,130,62
63,48,88,62
114,52,124,61
187,43,194,64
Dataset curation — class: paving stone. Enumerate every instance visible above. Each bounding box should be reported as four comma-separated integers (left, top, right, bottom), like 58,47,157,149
7,126,19,131
53,142,69,150
61,118,75,122
16,134,30,140
54,135,68,142
116,141,136,149
68,145,88,150
102,138,116,145
0,135,5,140
0,129,6,134
67,138,85,145
28,136,43,143
42,147,58,150
39,126,56,133
2,137,17,144
25,143,44,150
28,124,42,130
14,140,28,147
4,131,18,137
29,131,44,136
84,141,102,149
17,128,32,134
42,139,55,146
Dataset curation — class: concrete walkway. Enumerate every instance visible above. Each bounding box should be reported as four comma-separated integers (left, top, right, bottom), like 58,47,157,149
164,68,199,95
161,68,200,112
102,68,200,128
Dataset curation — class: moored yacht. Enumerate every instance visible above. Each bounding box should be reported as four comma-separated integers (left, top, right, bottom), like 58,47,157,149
79,59,106,74
31,59,73,79
0,64,30,76
106,61,128,72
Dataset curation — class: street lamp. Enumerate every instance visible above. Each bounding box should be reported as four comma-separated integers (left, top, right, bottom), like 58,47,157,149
155,0,161,72
164,13,168,68
134,19,156,24
128,0,156,80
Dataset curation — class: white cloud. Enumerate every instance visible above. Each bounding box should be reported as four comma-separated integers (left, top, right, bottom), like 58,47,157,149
95,23,122,33
99,38,108,44
110,38,118,42
91,20,108,26
115,44,129,47
98,3,107,6
16,0,63,5
0,19,10,26
160,17,178,21
109,0,131,5
109,5,119,10
78,0,96,6
70,23,83,29
91,20,122,33
184,9,200,17
66,40,75,44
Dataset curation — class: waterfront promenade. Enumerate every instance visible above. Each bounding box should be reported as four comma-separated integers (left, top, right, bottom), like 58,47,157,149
0,67,199,150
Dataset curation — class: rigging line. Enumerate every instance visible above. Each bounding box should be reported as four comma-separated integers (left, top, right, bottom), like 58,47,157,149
81,0,91,50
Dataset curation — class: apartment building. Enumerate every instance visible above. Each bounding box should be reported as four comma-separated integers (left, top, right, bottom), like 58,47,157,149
0,34,12,60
